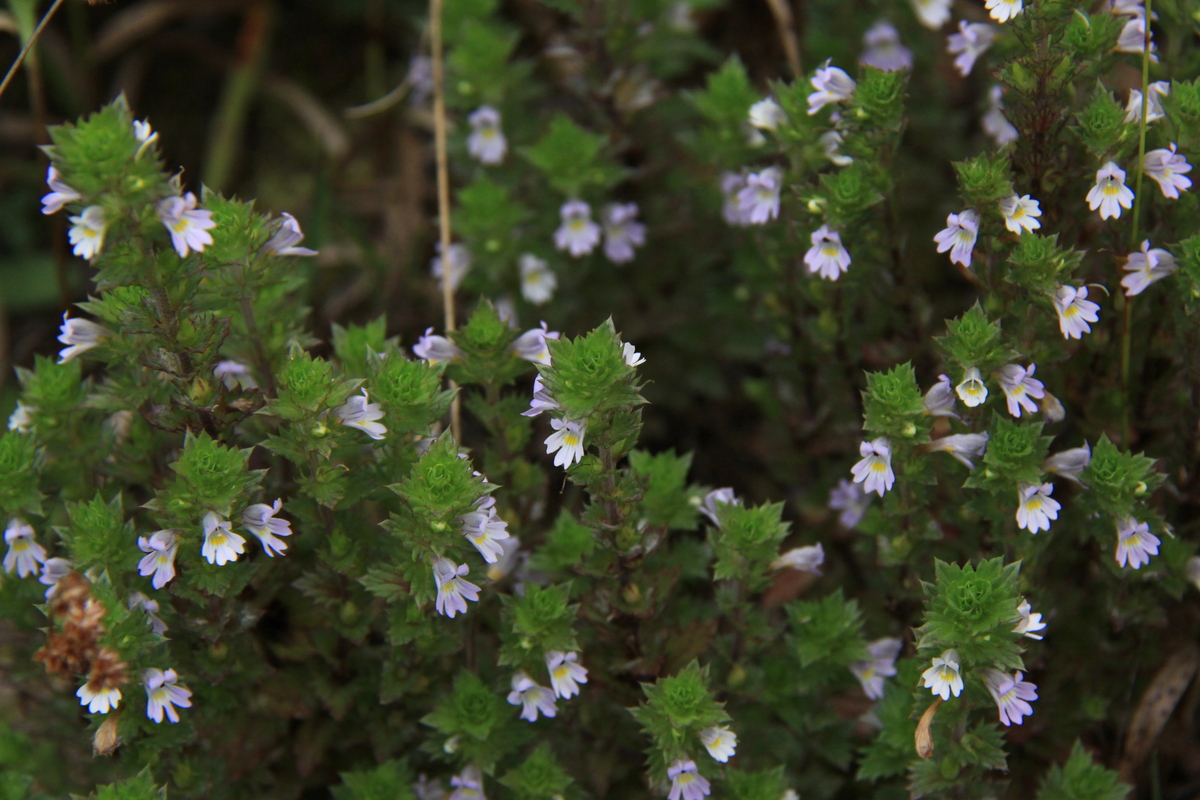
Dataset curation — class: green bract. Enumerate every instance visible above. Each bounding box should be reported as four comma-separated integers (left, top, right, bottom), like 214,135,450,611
916,558,1024,671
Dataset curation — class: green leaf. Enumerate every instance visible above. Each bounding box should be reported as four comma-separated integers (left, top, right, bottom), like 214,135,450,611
522,114,620,196
1037,741,1130,800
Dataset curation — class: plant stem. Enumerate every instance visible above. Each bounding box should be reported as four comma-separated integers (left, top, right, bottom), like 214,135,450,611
0,0,65,103
1122,0,1153,447
430,0,461,443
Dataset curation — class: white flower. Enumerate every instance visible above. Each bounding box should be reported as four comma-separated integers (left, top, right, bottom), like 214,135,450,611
982,669,1037,726
699,487,741,527
804,225,851,280
828,479,870,528
928,433,990,469
263,212,318,257
41,165,80,215
157,192,216,257
519,254,557,304
602,202,646,264
921,649,964,700
213,360,258,391
820,130,854,166
449,767,485,800
1053,285,1101,340
955,367,988,407
545,418,587,468
133,118,158,152
137,530,179,589
431,242,472,290
39,557,72,599
1124,81,1169,123
460,497,511,564
720,172,752,226
1116,14,1156,58
999,194,1042,233
1044,443,1091,484
923,374,958,418
335,389,387,440
413,327,463,364
983,85,1019,147
947,21,996,77
545,650,589,699
667,760,711,800
1143,144,1192,199
1087,161,1135,220
8,402,34,432
143,668,192,723
699,725,738,763
1016,483,1060,533
934,209,979,267
57,313,111,363
860,21,913,72
850,637,903,700
512,322,560,366
433,557,480,618
1013,598,1046,640
736,166,783,225
997,364,1045,417
1116,517,1160,569
749,98,787,130
554,200,602,257
851,437,895,497
128,591,168,635
77,683,122,715
622,342,645,367
1122,240,1178,296
241,499,293,557
506,671,557,722
3,519,46,578
521,376,561,418
467,105,507,164
807,60,857,115
985,0,1023,23
910,0,952,29
772,544,825,574
68,205,108,260
202,511,245,566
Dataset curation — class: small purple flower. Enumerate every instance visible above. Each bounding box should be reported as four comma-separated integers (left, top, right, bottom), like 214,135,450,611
41,165,80,215
1122,240,1178,297
511,321,560,366
850,637,902,700
521,376,561,418
506,671,557,721
1143,144,1192,199
721,172,751,226
413,327,463,364
430,242,471,291
699,487,741,527
860,21,913,72
1116,517,1160,569
157,192,217,258
736,167,783,225
554,200,601,257
467,105,507,164
982,669,1037,726
933,210,979,267
602,202,646,264
667,760,711,800
828,479,870,528
996,364,1045,418
143,668,193,723
807,60,857,115
263,212,318,257
947,21,996,77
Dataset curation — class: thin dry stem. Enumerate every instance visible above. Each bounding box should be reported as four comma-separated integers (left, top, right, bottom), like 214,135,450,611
0,0,66,103
430,0,461,441
763,0,801,78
